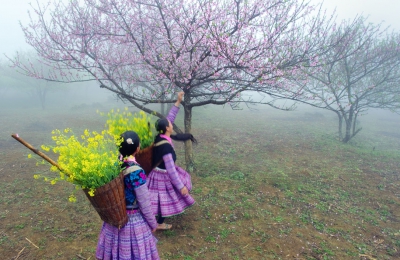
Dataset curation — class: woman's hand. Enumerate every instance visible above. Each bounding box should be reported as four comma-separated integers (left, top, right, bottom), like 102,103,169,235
180,186,188,196
175,91,184,107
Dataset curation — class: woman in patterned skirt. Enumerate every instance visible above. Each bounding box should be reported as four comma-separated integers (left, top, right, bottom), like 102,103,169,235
147,91,196,230
96,131,159,260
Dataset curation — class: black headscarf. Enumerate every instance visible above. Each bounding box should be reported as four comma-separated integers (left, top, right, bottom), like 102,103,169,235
119,131,140,157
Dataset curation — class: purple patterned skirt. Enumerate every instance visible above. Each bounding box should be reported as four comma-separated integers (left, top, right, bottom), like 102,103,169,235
147,166,195,217
95,210,159,260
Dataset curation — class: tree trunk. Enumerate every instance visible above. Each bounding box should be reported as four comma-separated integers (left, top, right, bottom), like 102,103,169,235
335,109,362,144
183,103,194,172
342,107,353,143
336,112,343,141
36,86,47,110
342,117,352,143
353,114,358,136
343,123,351,143
351,113,362,139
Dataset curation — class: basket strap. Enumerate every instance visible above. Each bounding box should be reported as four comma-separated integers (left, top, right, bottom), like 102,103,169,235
123,165,142,176
154,140,170,147
152,140,172,170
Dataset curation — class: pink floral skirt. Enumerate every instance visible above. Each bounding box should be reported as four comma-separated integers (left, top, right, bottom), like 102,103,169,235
147,166,195,217
96,210,159,260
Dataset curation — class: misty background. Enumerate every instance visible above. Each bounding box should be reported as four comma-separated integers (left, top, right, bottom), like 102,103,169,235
1,3,399,259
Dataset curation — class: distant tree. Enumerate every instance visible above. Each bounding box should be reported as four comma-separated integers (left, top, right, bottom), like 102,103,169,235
287,17,400,143
0,60,13,96
3,52,63,109
10,0,347,169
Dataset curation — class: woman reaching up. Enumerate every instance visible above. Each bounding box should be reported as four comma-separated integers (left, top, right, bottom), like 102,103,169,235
147,91,196,230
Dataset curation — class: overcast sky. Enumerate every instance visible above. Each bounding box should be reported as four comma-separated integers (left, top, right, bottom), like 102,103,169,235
1,0,400,58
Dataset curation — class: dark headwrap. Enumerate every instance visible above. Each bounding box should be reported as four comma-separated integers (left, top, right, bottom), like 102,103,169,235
119,131,140,157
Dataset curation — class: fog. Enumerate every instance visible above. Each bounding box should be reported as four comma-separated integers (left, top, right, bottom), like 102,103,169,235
1,79,398,131
312,0,400,31
1,0,400,58
0,81,116,109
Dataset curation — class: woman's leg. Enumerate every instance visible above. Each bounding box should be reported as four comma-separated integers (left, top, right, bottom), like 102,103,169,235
157,216,165,224
156,213,171,230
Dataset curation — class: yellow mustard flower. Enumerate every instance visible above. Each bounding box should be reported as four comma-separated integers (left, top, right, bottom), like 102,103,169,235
68,195,77,203
40,145,50,152
88,189,95,197
31,108,155,202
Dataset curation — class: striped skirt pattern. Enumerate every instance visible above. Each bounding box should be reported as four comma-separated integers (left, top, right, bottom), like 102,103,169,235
147,166,195,217
95,211,159,260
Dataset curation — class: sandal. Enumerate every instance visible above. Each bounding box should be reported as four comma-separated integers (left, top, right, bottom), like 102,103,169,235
157,223,172,230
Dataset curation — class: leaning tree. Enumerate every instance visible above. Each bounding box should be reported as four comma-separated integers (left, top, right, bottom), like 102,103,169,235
286,17,400,143
11,0,348,169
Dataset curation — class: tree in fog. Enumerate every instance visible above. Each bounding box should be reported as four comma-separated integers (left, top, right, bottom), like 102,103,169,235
2,53,62,109
0,60,13,96
11,0,345,169
288,17,400,143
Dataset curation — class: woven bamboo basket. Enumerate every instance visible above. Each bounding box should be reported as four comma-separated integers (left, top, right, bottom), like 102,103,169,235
83,171,128,228
135,144,154,175
136,140,169,175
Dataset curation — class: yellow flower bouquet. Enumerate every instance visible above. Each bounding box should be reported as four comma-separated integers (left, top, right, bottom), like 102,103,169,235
29,108,155,198
12,108,155,228
102,108,157,174
101,108,154,149
40,128,123,200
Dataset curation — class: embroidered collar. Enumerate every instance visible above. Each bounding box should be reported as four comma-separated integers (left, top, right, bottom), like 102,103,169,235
124,155,137,163
160,134,174,147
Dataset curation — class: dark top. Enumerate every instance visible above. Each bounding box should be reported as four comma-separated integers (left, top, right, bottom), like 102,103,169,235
152,135,176,169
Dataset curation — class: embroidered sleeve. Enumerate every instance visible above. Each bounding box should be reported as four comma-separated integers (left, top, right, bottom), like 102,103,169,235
163,153,184,190
124,167,147,205
125,168,147,190
135,185,157,229
123,167,144,206
166,105,179,124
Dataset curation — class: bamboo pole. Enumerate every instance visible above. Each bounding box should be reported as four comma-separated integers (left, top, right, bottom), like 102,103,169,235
11,133,70,177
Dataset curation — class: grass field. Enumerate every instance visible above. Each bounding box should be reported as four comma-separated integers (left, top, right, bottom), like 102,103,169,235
1,100,399,260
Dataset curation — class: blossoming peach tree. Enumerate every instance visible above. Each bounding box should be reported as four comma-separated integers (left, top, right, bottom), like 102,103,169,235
11,0,346,170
